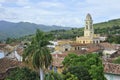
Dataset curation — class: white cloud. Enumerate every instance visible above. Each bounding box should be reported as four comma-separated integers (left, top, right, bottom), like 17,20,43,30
37,1,64,7
16,0,30,6
0,3,2,7
0,0,5,3
0,0,120,27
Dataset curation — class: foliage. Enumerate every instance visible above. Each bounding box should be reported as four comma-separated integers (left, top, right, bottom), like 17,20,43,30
48,19,120,40
23,29,52,69
1,18,120,41
106,35,120,44
5,67,39,80
6,38,18,44
63,72,78,80
63,66,90,80
113,56,120,64
45,71,63,80
49,28,84,40
0,21,70,40
62,53,106,80
23,29,52,80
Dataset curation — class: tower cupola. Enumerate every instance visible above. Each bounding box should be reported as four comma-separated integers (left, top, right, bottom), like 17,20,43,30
84,13,94,37
86,13,92,20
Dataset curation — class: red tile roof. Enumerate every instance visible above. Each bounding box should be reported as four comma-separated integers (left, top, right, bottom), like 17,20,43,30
16,48,24,56
52,53,65,67
99,42,116,50
0,58,23,73
104,62,120,75
87,47,101,53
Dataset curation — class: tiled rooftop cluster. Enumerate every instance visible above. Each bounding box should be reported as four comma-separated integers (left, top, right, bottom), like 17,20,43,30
0,58,22,73
104,62,120,75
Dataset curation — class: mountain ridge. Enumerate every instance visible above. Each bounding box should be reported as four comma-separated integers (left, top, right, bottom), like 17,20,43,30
0,18,120,40
0,20,71,40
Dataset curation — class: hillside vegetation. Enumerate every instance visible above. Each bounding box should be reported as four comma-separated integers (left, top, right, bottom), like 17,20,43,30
0,21,71,40
49,18,120,40
94,18,120,29
0,18,120,41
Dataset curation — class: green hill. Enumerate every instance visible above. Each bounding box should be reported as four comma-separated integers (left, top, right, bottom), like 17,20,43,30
93,19,120,35
0,21,71,40
49,18,120,40
0,18,120,41
94,18,120,29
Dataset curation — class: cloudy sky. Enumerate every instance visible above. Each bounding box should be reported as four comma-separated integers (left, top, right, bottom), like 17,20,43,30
0,0,120,27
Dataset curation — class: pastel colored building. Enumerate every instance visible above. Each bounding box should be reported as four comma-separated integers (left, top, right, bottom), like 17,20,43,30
76,13,100,44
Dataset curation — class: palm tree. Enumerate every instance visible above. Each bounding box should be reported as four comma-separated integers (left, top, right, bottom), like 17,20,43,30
23,29,52,80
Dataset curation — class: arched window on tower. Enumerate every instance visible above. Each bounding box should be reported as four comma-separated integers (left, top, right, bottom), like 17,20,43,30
86,25,88,29
83,41,85,44
86,22,88,29
90,25,92,29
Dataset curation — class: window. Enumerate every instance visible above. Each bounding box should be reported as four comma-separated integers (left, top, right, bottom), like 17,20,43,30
78,47,80,50
83,41,85,44
65,48,68,51
75,47,77,50
86,25,88,29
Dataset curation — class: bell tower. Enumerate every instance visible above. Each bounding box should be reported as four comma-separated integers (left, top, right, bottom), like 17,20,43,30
84,13,94,37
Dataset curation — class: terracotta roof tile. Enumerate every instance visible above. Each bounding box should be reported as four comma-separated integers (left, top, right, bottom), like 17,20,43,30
52,54,65,67
16,48,24,56
104,62,120,75
0,58,23,73
99,42,116,50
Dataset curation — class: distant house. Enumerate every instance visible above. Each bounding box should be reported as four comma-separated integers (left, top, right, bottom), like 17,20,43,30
0,58,23,80
5,50,23,62
4,44,24,62
99,42,116,50
103,49,117,58
99,42,119,58
99,37,107,42
47,41,58,52
51,53,67,73
104,62,120,80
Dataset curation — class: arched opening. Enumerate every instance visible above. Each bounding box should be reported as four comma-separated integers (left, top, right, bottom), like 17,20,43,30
83,41,85,44
65,48,68,51
75,47,77,50
78,47,80,50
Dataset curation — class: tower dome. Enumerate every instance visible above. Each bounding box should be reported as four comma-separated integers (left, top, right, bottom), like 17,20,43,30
86,13,92,20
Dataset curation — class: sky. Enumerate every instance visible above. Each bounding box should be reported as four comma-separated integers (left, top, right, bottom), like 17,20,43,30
0,0,120,27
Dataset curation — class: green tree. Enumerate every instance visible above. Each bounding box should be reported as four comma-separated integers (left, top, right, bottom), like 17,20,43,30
107,35,120,44
23,29,52,80
45,71,63,80
5,67,39,80
62,53,106,80
63,66,91,80
6,38,16,44
63,72,78,80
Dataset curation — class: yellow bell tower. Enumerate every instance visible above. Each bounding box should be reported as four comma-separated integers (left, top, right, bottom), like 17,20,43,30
76,13,100,44
84,13,94,38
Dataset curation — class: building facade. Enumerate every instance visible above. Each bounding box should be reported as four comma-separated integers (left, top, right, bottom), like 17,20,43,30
76,13,100,44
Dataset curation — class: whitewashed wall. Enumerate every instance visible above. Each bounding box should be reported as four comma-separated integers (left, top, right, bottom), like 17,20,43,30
105,73,120,80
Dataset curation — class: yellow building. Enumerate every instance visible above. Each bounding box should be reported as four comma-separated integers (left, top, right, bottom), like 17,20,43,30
76,13,100,44
55,40,73,52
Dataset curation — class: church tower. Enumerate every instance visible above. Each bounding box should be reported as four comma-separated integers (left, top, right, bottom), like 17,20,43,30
84,13,94,38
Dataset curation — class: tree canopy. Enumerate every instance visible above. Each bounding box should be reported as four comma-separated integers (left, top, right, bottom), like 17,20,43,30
23,29,53,80
5,67,39,80
62,53,106,80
